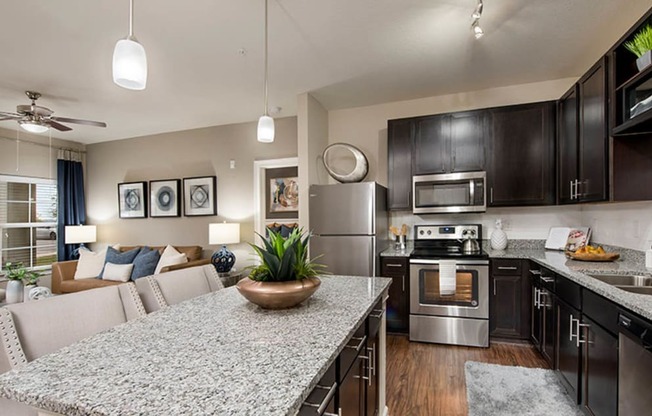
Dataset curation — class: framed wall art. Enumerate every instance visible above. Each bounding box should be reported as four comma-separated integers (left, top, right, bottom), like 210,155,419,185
150,179,181,218
265,167,298,219
118,181,148,219
183,176,217,216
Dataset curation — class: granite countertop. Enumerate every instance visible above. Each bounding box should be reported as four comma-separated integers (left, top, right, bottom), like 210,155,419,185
381,241,414,257
486,246,652,321
0,275,392,416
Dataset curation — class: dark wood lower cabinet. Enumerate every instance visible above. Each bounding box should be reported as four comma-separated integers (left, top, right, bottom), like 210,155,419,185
365,332,380,416
556,300,581,404
490,259,532,340
581,316,618,416
381,257,409,333
339,356,364,416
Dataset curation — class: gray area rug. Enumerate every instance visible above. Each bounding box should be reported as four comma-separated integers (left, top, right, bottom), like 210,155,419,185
465,361,583,416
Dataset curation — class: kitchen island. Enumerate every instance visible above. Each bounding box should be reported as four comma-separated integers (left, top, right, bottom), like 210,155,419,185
0,275,391,416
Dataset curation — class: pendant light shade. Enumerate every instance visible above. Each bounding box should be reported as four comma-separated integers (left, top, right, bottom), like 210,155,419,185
257,0,274,143
257,115,275,143
113,0,147,90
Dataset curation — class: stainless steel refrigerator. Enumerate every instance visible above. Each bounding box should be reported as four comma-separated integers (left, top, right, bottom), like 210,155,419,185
309,182,388,277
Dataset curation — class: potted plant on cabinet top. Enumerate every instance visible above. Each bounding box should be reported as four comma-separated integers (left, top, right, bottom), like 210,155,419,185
625,24,652,71
4,262,40,304
236,228,325,309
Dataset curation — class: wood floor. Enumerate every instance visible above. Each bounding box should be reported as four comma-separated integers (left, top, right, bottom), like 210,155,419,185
386,335,548,416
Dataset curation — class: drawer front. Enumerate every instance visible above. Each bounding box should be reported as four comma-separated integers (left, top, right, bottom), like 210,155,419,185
539,267,557,292
368,298,384,340
381,257,408,276
491,259,522,276
556,275,581,310
583,290,619,335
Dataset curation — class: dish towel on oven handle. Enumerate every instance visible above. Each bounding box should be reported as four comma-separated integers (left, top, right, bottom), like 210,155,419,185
439,260,457,296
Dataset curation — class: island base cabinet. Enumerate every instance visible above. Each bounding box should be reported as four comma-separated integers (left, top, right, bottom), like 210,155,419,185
339,356,364,416
581,316,618,416
299,362,337,415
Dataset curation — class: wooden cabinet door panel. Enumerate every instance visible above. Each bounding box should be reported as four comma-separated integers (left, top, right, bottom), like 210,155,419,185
449,111,486,172
387,120,414,210
541,289,556,367
488,102,556,206
556,300,581,404
582,317,618,416
578,58,608,203
414,115,448,174
382,257,409,333
339,357,364,416
490,274,521,338
558,87,579,204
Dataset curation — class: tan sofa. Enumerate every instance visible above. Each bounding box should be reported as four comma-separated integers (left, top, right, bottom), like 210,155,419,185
51,245,210,294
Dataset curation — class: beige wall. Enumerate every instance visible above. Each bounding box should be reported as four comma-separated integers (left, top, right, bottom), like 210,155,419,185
327,78,577,186
0,127,85,179
85,117,297,270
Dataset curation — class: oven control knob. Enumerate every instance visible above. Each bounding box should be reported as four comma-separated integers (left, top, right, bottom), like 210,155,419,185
427,230,432,235
419,230,424,235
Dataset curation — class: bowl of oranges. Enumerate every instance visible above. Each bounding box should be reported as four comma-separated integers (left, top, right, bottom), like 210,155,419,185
565,245,620,262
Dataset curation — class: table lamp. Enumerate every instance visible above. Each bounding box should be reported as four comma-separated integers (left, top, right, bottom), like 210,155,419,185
209,222,240,274
64,225,97,256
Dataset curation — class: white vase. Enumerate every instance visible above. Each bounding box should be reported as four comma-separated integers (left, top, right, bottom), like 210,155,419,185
490,219,508,250
636,50,652,71
23,285,36,302
6,280,24,303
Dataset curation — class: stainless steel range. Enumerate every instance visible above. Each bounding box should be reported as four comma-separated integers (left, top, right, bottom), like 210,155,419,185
409,224,489,348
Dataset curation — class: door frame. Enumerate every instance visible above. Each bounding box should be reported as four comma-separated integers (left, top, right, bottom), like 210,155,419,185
253,157,298,245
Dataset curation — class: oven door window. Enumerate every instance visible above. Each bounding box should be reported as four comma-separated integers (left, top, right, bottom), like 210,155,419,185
419,268,479,307
415,181,472,208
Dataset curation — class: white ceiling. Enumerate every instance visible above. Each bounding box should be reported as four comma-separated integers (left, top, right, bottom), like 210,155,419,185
0,0,649,144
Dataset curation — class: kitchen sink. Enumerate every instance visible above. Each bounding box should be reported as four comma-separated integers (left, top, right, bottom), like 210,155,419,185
588,274,652,287
615,286,652,295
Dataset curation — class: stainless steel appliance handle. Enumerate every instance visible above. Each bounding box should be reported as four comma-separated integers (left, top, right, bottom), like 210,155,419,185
410,259,489,266
498,266,518,271
469,177,475,203
303,382,337,414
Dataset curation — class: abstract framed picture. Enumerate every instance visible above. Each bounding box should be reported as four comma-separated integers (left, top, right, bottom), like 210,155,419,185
118,181,147,219
149,179,181,218
183,176,217,216
265,167,298,219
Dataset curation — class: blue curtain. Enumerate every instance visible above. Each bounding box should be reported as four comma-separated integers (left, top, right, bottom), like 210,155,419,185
57,159,86,261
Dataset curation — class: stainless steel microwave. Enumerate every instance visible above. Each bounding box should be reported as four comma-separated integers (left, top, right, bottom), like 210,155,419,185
412,172,486,214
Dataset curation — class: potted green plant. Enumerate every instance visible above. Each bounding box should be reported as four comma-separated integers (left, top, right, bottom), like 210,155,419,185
624,24,652,71
4,262,40,303
236,228,325,309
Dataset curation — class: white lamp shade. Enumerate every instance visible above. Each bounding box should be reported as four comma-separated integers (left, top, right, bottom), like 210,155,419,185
112,38,148,90
209,223,240,245
257,115,275,143
19,121,49,134
65,225,97,244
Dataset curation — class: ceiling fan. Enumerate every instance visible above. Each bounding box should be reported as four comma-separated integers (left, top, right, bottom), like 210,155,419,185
0,91,107,134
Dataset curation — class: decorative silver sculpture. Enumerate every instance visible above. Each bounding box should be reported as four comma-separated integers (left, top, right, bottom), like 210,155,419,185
28,286,52,301
322,143,369,183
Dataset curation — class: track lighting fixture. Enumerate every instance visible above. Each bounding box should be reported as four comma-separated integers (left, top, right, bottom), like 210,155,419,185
471,0,484,39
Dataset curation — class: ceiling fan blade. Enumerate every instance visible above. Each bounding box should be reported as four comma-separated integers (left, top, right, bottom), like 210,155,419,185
51,116,107,128
0,111,21,118
47,120,73,132
0,116,21,121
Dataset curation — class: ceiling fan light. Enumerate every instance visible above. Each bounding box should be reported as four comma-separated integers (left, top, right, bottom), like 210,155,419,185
112,38,148,90
257,115,275,143
19,121,49,134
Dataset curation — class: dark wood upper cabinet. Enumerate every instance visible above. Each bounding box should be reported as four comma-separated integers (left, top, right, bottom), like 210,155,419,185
387,119,414,210
413,111,486,175
578,58,609,203
487,102,556,206
558,86,579,204
414,115,448,174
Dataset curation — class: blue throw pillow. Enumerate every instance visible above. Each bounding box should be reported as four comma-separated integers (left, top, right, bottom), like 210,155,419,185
131,247,161,280
99,247,141,278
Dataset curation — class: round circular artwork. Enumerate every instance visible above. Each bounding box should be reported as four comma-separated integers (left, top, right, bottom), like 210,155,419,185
156,186,174,211
322,143,369,183
124,189,141,210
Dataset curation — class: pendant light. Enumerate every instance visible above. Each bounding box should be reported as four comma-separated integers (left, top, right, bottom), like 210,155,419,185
112,0,148,90
257,0,274,143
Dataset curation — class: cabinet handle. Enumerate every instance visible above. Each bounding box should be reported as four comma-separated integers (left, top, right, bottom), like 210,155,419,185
541,276,555,283
303,381,338,414
533,288,540,309
497,266,518,270
493,279,497,296
402,274,405,292
369,309,384,319
529,270,541,276
570,180,574,200
575,179,582,199
386,263,403,267
345,335,367,352
569,313,577,342
490,187,494,204
577,322,590,347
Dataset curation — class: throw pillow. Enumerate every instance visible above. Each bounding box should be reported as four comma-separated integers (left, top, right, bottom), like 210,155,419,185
100,246,141,278
102,263,134,282
131,247,161,280
154,245,188,274
74,248,107,280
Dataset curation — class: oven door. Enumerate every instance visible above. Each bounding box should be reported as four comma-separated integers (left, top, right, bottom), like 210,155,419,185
410,259,488,319
412,172,486,214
